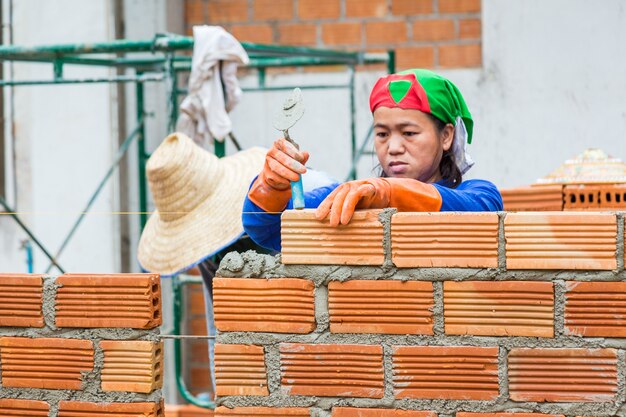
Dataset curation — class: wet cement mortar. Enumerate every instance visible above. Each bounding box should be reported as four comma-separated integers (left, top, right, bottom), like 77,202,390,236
0,275,162,417
216,209,626,416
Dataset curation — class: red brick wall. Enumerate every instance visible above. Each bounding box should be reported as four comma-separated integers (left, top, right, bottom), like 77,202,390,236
184,0,482,70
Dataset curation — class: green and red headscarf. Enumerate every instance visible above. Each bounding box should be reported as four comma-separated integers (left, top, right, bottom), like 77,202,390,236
369,69,475,174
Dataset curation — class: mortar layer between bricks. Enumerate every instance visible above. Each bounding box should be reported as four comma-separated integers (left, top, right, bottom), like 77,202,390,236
0,275,162,417
216,247,626,416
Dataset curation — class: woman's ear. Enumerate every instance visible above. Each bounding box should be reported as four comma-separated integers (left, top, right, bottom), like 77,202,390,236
441,123,455,151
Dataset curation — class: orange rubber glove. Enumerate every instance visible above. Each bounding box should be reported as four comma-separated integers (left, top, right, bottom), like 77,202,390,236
248,138,309,212
315,178,442,226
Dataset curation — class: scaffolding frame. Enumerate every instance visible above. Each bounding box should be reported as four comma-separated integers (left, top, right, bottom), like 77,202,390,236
0,34,394,409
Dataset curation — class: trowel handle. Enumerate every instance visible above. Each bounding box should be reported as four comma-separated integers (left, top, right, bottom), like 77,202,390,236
283,130,305,210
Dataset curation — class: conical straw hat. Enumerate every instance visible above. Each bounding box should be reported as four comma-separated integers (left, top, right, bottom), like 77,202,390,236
137,132,265,276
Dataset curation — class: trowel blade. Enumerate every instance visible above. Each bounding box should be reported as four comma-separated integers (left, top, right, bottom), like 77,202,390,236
273,87,305,132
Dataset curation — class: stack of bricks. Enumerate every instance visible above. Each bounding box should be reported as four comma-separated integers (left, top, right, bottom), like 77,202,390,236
501,184,626,211
184,0,482,70
213,209,626,417
0,273,164,417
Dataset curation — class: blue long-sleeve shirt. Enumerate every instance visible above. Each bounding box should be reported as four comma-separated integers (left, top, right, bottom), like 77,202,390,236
243,178,503,251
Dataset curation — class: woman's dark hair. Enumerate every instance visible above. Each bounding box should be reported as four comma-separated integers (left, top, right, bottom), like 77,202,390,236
377,113,462,189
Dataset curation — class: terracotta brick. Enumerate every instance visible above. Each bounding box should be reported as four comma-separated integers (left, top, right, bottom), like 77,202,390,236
281,209,385,265
329,280,434,334
190,366,212,389
0,337,93,390
59,400,162,417
191,340,210,363
508,348,618,402
299,0,340,19
444,281,554,337
468,413,561,417
100,340,163,393
0,273,44,327
216,407,309,417
439,43,482,68
322,22,362,46
459,18,481,39
207,0,248,23
280,343,384,397
185,0,206,25
393,346,499,400
563,184,626,211
215,344,268,396
333,408,436,417
169,404,214,417
500,185,564,211
439,0,481,14
412,19,455,42
188,285,207,316
189,317,208,336
564,281,626,337
391,0,432,15
346,0,388,17
504,212,617,270
230,24,274,44
392,212,499,268
55,273,162,329
366,21,408,45
254,0,293,20
277,23,317,46
214,277,315,333
0,398,49,417
395,46,435,70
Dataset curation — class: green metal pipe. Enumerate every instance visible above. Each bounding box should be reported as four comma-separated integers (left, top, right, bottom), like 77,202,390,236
0,74,164,87
172,275,216,409
0,196,65,273
349,65,357,180
136,79,148,231
387,50,396,74
242,84,351,92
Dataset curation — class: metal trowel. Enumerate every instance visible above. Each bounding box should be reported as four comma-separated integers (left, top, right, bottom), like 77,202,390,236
273,88,306,209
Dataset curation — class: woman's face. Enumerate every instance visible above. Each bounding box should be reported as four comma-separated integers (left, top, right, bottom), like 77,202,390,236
373,107,454,182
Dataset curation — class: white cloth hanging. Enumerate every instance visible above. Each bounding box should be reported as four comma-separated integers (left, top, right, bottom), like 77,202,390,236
176,25,249,147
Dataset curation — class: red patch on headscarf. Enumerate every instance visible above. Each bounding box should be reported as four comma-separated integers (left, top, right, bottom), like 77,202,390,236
369,73,431,113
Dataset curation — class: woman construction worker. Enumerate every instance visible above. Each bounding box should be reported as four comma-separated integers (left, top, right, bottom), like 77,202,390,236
242,68,503,251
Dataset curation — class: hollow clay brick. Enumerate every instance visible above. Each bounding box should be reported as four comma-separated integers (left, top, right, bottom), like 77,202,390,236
58,400,163,417
391,212,499,268
215,344,268,396
55,273,162,328
281,209,385,265
100,340,163,393
443,281,554,337
0,398,49,417
392,346,499,400
565,281,626,337
328,280,434,334
504,212,617,270
508,348,618,402
168,404,215,417
333,408,436,417
280,343,384,398
500,185,564,211
215,407,310,416
0,274,44,327
213,277,315,333
0,337,93,390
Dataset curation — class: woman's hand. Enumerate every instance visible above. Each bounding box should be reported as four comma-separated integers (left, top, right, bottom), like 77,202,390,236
315,179,389,226
248,138,309,212
262,138,309,191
